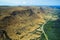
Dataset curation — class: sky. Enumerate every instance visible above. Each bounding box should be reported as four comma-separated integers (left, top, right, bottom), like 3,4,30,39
0,0,60,6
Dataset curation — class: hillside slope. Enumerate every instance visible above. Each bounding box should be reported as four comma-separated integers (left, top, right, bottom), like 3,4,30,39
0,6,59,40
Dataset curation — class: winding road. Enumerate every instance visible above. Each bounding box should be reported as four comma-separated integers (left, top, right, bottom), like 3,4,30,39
41,19,51,40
